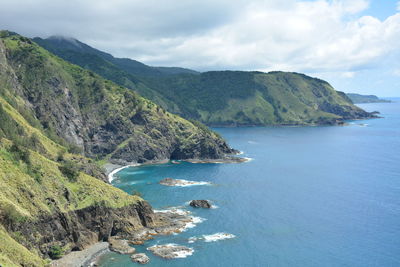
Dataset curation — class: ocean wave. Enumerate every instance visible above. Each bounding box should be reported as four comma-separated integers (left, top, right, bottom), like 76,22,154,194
188,232,236,243
107,164,140,183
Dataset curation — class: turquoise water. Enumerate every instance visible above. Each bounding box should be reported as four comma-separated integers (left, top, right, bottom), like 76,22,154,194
99,100,400,267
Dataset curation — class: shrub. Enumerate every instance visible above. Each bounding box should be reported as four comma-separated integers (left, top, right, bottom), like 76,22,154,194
56,150,65,162
67,144,83,154
48,245,64,259
10,143,31,166
2,204,28,223
132,190,142,197
58,161,79,182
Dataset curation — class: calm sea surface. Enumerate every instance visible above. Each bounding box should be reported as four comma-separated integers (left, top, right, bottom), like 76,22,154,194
99,99,400,267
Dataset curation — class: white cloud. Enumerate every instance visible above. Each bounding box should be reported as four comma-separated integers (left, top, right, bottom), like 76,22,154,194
341,72,356,78
0,0,399,77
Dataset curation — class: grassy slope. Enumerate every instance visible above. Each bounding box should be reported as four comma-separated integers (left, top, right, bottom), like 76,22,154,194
2,32,227,162
0,31,233,266
142,71,361,125
33,38,370,126
346,93,391,103
0,96,141,266
0,32,148,266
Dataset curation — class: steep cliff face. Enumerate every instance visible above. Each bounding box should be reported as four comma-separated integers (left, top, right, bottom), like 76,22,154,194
0,31,234,165
2,201,155,257
0,31,236,266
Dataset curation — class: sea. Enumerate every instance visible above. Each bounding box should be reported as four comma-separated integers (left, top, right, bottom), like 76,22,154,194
98,99,400,267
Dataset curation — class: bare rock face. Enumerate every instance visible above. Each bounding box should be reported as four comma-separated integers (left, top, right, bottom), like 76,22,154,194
4,200,155,258
131,253,150,264
108,237,136,254
189,200,212,209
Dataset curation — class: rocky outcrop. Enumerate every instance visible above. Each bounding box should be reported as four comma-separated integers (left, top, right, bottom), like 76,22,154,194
317,101,375,121
131,253,150,264
108,237,136,254
2,200,155,258
189,200,212,209
147,244,194,259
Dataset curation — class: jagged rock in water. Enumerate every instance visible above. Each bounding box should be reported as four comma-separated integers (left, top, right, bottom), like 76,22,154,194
108,237,136,254
189,200,212,208
147,244,194,259
131,253,150,264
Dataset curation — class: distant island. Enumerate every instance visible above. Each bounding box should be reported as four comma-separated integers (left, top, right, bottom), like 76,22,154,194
346,93,392,104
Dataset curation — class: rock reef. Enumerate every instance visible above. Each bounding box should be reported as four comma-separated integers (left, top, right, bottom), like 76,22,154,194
189,200,212,209
131,253,150,264
147,244,194,259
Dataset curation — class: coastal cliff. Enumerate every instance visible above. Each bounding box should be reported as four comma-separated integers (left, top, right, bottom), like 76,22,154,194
34,36,376,126
0,30,236,266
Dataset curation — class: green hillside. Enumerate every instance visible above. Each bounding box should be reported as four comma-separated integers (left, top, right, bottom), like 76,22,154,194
346,93,391,104
34,37,374,126
0,31,234,266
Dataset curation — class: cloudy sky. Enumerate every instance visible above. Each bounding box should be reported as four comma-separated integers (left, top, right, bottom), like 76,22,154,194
1,0,399,96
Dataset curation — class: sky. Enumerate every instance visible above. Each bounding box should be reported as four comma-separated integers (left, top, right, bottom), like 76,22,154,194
0,0,399,96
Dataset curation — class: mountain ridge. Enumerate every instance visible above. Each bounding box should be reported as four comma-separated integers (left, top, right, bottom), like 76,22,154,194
34,36,376,126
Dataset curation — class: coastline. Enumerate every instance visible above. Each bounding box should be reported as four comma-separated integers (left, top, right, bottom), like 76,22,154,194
73,155,249,266
51,242,109,267
104,156,249,183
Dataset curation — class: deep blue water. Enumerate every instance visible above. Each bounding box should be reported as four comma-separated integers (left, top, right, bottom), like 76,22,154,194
99,100,400,267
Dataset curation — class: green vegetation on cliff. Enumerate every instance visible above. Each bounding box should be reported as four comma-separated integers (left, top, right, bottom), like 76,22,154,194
34,36,374,126
346,93,391,104
0,30,234,266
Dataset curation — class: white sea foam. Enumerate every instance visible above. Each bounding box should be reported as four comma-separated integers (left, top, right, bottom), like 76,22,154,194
188,232,236,243
153,207,206,232
183,216,206,231
160,178,212,187
243,157,253,162
204,233,236,242
147,244,194,258
107,164,139,183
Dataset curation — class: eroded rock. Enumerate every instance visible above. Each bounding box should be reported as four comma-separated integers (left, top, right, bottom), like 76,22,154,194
108,237,136,254
147,244,193,259
189,200,212,209
131,253,150,264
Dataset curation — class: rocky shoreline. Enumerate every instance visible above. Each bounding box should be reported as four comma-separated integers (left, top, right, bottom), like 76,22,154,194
53,158,245,266
50,206,206,266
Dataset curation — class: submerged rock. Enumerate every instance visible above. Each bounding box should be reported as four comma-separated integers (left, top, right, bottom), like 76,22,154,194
131,253,150,264
189,200,212,209
147,244,194,259
108,237,136,254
